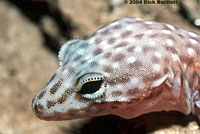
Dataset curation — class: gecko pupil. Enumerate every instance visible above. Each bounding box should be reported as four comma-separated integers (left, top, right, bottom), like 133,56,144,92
79,80,103,94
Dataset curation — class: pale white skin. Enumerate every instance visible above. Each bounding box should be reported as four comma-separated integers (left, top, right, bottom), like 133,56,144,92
32,17,200,121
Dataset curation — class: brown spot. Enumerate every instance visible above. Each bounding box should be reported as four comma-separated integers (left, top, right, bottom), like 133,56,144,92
165,35,177,42
38,90,46,100
164,57,169,63
111,91,122,97
57,89,73,104
180,55,194,66
108,37,116,44
142,46,155,53
127,88,139,95
81,60,87,64
95,38,103,44
127,98,139,104
80,43,89,48
127,46,135,52
104,66,113,73
68,67,75,75
121,31,132,38
106,79,116,85
177,33,184,39
164,67,168,74
46,100,56,109
134,34,144,39
47,73,56,85
165,46,177,54
57,96,66,104
107,74,131,85
101,29,110,35
114,101,121,105
142,73,161,83
150,33,159,38
151,56,160,63
104,52,112,58
144,24,155,29
128,60,143,69
73,55,82,61
113,53,125,61
112,24,122,29
93,48,103,56
111,106,118,109
50,79,62,94
90,61,98,67
115,42,128,48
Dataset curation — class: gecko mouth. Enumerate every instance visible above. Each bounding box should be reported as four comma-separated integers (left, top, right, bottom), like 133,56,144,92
32,98,90,121
32,104,64,121
33,110,89,121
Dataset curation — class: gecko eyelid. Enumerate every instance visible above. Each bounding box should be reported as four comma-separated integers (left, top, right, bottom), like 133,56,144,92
78,80,106,99
76,73,106,99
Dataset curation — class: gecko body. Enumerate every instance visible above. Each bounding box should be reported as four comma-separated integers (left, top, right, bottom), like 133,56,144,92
32,17,200,121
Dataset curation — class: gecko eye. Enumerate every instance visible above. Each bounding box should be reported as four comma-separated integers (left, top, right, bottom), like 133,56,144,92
79,80,103,94
76,73,106,99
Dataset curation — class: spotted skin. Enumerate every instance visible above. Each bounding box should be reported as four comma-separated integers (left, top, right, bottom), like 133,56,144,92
32,17,200,121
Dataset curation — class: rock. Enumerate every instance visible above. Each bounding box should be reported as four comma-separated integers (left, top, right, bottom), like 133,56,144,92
179,0,200,27
0,1,73,134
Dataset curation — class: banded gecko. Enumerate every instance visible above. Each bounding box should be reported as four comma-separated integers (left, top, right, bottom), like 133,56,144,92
32,17,200,121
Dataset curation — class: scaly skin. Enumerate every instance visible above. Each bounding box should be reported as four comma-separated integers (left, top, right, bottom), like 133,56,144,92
32,17,200,121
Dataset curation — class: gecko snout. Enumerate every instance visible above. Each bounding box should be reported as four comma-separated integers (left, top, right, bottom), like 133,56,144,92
32,96,45,115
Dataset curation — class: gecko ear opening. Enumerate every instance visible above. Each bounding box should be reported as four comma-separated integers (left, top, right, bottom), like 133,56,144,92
76,73,106,99
58,39,80,66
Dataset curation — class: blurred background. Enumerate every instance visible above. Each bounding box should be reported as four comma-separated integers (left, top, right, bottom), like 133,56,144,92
0,0,200,134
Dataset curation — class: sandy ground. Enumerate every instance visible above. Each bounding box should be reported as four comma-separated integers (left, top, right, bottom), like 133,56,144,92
0,0,200,134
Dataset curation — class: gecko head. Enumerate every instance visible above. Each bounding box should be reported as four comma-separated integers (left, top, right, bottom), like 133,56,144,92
31,70,108,121
32,39,132,120
32,17,165,120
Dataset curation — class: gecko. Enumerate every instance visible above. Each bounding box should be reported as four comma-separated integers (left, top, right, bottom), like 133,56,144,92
32,17,200,121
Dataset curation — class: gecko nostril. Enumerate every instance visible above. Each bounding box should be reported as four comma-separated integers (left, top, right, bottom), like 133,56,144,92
34,103,45,114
